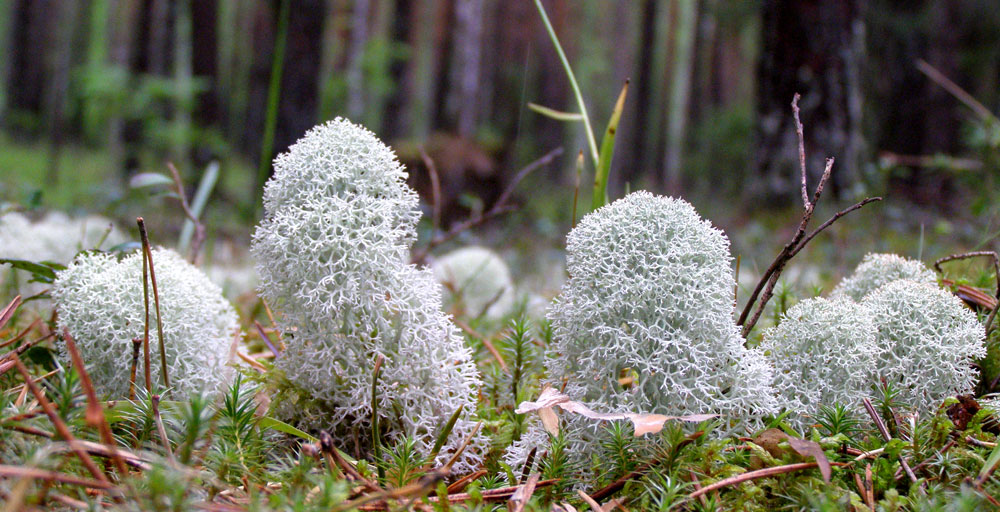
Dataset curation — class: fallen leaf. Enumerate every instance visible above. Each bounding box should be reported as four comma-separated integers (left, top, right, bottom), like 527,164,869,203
786,437,832,483
516,387,717,437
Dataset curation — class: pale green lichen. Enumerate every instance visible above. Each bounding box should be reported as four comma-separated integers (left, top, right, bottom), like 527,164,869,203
251,118,485,473
862,279,986,412
546,191,777,430
761,297,881,429
831,253,936,301
52,249,238,398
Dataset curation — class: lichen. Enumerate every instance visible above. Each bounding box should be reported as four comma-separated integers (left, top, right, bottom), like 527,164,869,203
251,118,485,473
52,249,237,398
831,253,936,301
546,191,777,431
861,279,986,412
761,297,880,429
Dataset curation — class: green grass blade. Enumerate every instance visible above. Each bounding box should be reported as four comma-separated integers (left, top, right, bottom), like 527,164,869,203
592,80,628,210
527,102,584,122
259,416,318,443
429,405,463,461
532,0,598,165
177,161,219,254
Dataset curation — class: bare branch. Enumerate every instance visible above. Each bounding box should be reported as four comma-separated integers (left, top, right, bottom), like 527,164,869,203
411,147,563,263
167,163,207,264
791,197,883,258
419,149,443,239
934,250,1000,334
792,93,809,207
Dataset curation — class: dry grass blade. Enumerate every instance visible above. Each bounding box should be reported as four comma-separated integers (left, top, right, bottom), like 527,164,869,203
446,469,485,494
507,472,540,512
138,217,153,392
441,421,482,471
9,353,111,486
0,316,35,352
453,317,508,373
0,295,22,331
151,394,177,464
576,489,604,511
137,218,170,392
0,464,115,490
687,462,832,500
167,162,208,263
63,330,129,475
916,59,997,122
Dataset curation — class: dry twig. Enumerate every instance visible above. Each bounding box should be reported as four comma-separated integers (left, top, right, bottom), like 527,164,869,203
137,218,170,392
934,251,1000,334
411,147,563,263
862,398,919,485
737,94,881,336
10,353,111,486
167,162,207,264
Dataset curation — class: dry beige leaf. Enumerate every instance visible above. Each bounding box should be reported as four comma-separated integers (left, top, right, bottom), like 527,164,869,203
516,387,717,437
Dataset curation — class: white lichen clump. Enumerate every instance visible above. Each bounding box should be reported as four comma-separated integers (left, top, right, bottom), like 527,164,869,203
432,246,514,320
0,211,128,263
547,191,777,430
831,253,936,301
761,297,880,428
251,118,485,472
52,249,238,398
861,279,986,412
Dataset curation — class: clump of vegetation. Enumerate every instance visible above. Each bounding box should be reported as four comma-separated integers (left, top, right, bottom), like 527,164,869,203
862,279,987,412
52,248,238,398
251,118,485,471
831,252,937,301
432,245,515,320
546,191,776,430
760,296,880,429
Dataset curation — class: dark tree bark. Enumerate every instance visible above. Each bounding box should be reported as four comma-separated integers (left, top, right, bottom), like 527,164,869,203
191,0,219,129
271,0,324,156
754,0,863,203
5,0,56,135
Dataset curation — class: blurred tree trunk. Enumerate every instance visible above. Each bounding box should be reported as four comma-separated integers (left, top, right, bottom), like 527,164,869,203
45,0,83,184
754,0,863,203
5,0,54,134
662,0,698,194
191,0,219,137
449,0,483,138
346,0,370,121
272,0,324,156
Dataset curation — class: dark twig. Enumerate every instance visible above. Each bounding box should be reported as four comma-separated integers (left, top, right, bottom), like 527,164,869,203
411,147,563,263
138,218,170,392
738,94,881,337
128,338,141,401
862,398,919,485
934,251,1000,334
151,394,176,464
167,162,207,264
137,218,153,393
419,149,443,239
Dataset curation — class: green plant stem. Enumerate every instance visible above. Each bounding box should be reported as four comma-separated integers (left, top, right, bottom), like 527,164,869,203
254,0,291,216
532,0,598,166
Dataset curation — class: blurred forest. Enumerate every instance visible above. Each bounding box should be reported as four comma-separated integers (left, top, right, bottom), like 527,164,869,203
2,0,1000,233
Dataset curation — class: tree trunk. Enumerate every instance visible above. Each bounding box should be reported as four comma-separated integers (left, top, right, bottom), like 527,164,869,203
754,0,862,204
